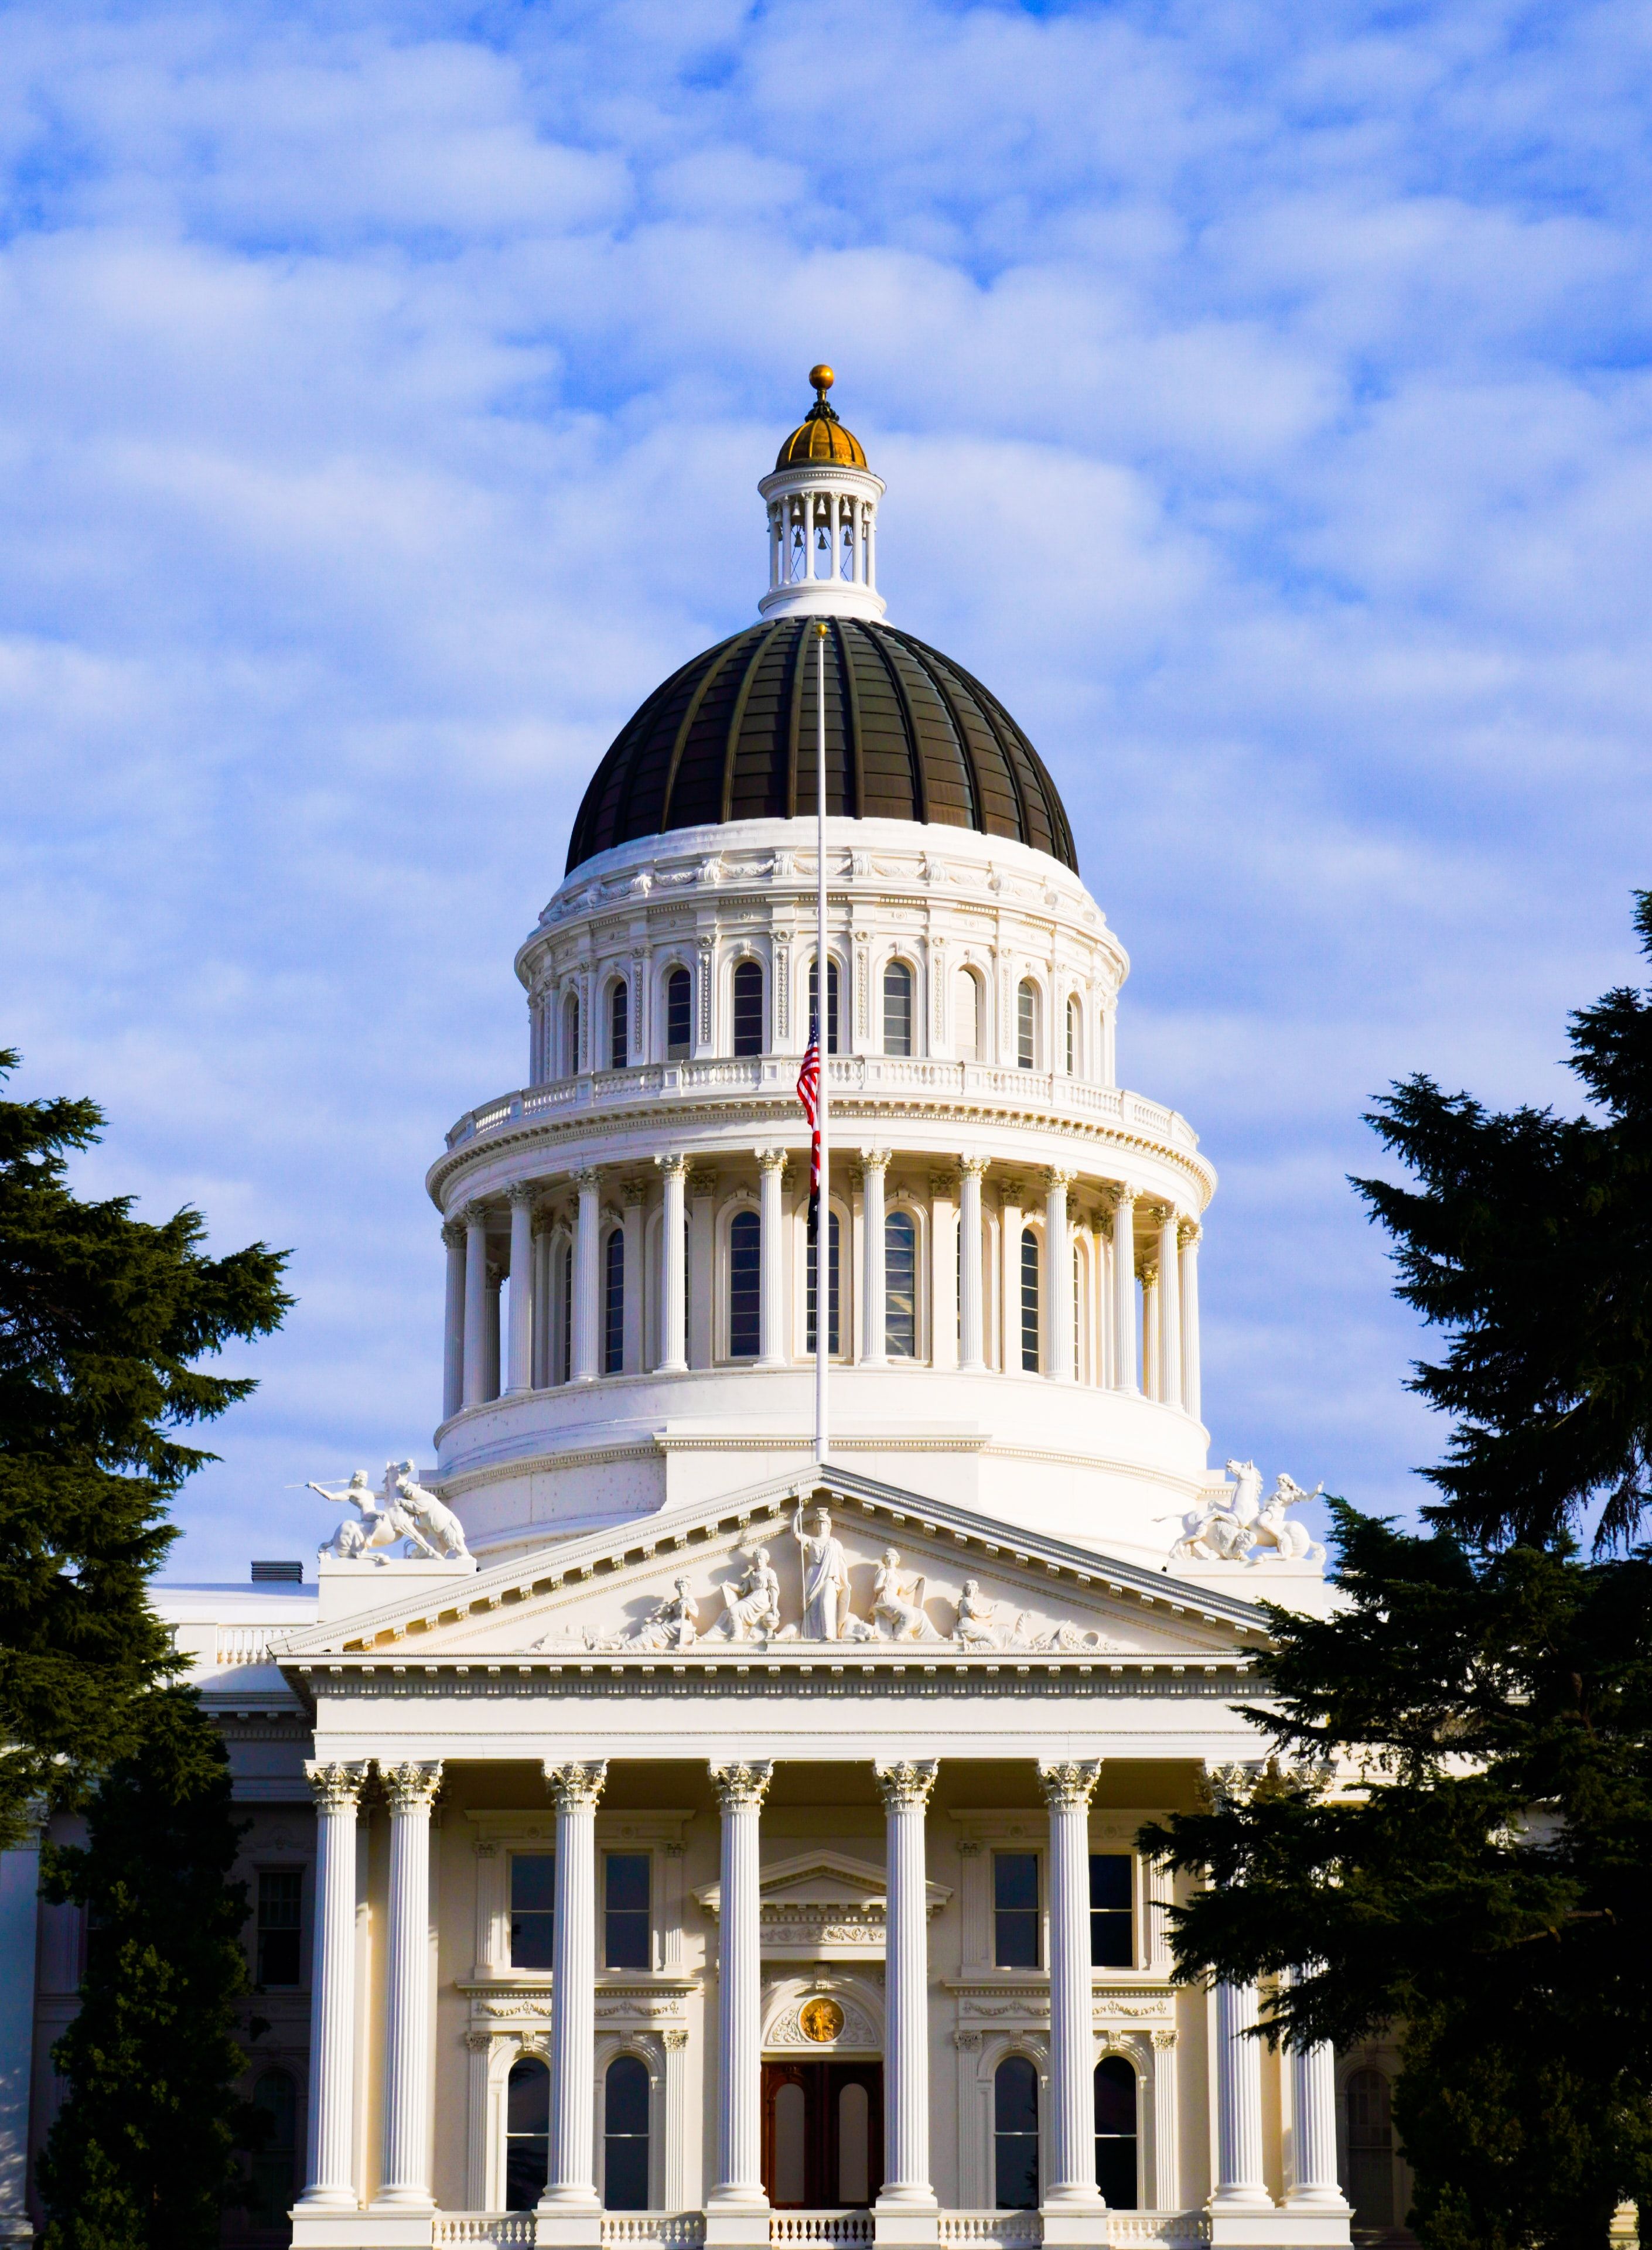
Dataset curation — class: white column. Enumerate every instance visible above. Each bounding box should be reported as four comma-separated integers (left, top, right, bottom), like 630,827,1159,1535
1045,1167,1075,1381
376,1761,443,2210
0,1800,45,2241
1212,1981,1272,2207
876,1761,940,2211
999,1179,1024,1371
1179,1222,1203,1424
1141,1266,1159,1402
1040,1760,1105,2208
707,1761,773,2216
663,2029,691,2211
441,1221,466,1422
688,1170,716,1370
1285,1970,1347,2210
506,1187,535,1395
462,1207,489,1409
656,1155,688,1372
1111,1188,1139,1394
866,506,877,591
1157,1208,1182,1408
484,1264,503,1400
300,1761,369,2208
571,1169,600,1383
930,1173,958,1372
622,1181,646,1372
859,1149,890,1366
829,490,842,579
1149,2032,1180,2211
757,1149,787,1367
541,1761,607,2219
958,1158,987,1371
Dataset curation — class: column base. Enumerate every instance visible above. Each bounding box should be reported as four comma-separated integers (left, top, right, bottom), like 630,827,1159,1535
370,2194,436,2215
1284,2193,1350,2214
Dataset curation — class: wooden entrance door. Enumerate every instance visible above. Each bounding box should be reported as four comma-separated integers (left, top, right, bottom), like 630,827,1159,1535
762,2061,883,2208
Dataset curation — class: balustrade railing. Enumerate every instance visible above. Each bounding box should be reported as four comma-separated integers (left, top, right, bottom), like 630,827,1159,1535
599,2217,706,2247
213,1627,288,1667
431,2217,537,2248
768,2217,875,2246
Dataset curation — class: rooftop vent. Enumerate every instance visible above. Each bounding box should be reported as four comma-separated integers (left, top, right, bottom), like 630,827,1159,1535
251,1561,303,1585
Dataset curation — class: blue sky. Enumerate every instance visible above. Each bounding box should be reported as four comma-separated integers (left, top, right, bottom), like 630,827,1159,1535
4,0,1649,1579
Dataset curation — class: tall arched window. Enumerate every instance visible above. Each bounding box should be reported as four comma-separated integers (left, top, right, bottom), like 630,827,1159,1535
729,1210,761,1358
885,1210,917,1357
603,1229,624,1376
559,1240,573,1385
956,969,981,1062
806,1209,841,1356
807,957,841,1054
603,2054,650,2210
563,992,582,1076
1020,1227,1040,1371
994,2056,1039,2210
665,966,692,1059
883,961,913,1056
732,959,764,1057
1017,980,1037,1070
506,2057,551,2211
1066,995,1080,1076
1094,2056,1138,2208
609,981,629,1070
249,2067,298,2225
1344,2068,1395,2227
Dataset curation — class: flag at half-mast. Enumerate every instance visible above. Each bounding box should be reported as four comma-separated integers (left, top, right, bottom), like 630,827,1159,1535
796,1016,822,1238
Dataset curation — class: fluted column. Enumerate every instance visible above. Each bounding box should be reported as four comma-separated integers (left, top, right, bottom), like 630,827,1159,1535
0,1799,45,2241
757,1149,787,1366
930,1172,958,1372
707,1761,773,2217
1111,1188,1139,1394
958,1158,987,1371
506,1187,535,1395
1285,1969,1347,2210
376,1761,443,2210
1212,1980,1272,2207
999,1179,1025,1371
622,1179,646,1373
541,1761,607,2220
1157,1208,1182,1408
1179,1221,1203,1423
1045,1168,1075,1381
300,1761,370,2208
441,1221,466,1422
656,1155,688,1372
860,1149,890,1366
1141,1265,1159,1402
876,1760,940,2212
1040,1760,1105,2209
484,1262,503,1400
571,1169,600,1383
462,1206,489,1409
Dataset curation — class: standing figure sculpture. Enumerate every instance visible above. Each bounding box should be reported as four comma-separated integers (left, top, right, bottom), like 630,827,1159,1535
792,1504,852,1641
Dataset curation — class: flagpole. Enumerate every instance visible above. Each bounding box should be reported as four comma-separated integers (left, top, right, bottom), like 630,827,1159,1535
815,619,829,1469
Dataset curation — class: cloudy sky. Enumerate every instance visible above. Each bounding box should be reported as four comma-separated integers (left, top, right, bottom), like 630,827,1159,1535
4,0,1648,1580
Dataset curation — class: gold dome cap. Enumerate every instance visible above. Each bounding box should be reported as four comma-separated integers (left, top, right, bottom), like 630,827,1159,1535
774,364,868,471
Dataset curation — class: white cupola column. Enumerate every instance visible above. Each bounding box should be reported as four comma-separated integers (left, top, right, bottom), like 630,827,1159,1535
656,1154,688,1372
757,1148,787,1366
571,1168,600,1383
375,1761,443,2212
860,1149,890,1366
506,1186,535,1395
441,1221,466,1422
876,1760,940,2213
1045,1167,1075,1380
462,1205,489,1409
1179,1220,1203,1423
1111,1188,1139,1394
958,1157,988,1370
0,1798,46,2240
300,1761,370,2210
1040,1760,1106,2211
541,1761,607,2230
1212,1979,1273,2208
1157,1206,1183,1408
707,1762,774,2222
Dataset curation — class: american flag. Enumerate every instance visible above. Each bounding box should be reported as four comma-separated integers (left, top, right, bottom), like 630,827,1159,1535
796,1016,822,1237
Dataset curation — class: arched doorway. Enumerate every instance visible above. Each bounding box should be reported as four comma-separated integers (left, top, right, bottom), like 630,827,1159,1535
761,2061,883,2209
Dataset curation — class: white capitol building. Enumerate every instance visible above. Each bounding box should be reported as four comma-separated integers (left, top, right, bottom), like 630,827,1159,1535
2,375,1408,2250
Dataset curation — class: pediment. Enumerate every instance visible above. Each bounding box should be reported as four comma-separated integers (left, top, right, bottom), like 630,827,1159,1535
694,1848,950,1957
275,1464,1271,1675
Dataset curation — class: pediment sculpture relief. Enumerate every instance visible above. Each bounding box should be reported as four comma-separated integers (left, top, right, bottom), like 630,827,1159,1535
1162,1459,1327,1568
309,1460,472,1565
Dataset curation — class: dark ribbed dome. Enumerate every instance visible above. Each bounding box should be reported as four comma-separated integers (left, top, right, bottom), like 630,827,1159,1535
565,619,1077,875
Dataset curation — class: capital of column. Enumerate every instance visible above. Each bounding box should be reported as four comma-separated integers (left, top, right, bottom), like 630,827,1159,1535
1044,1166,1077,1191
858,1147,892,1176
710,1760,774,1812
544,1760,608,1811
876,1759,940,1811
461,1199,490,1229
1038,1758,1103,1812
1179,1217,1203,1248
381,1760,443,1814
957,1155,990,1179
622,1177,648,1206
755,1146,788,1174
656,1152,690,1179
1110,1183,1139,1211
507,1182,536,1208
441,1219,463,1249
306,1760,370,1813
574,1166,600,1194
998,1177,1025,1207
927,1171,959,1198
688,1168,719,1198
532,1206,558,1237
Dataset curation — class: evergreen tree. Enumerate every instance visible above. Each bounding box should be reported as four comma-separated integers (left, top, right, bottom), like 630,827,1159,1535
0,1049,290,1845
39,1687,263,2250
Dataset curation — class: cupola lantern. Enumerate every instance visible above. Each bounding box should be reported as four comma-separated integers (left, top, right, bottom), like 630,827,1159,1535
757,365,887,622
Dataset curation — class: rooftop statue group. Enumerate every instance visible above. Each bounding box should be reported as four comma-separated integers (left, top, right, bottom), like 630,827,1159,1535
1161,1459,1327,1566
309,1461,472,1565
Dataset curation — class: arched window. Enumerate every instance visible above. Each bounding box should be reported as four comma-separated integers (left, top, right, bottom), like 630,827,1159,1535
729,1210,760,1358
994,2056,1039,2210
559,1240,573,1385
1017,980,1037,1070
732,959,764,1058
1344,2068,1395,2228
883,961,913,1056
807,957,841,1054
665,966,692,1059
506,2057,551,2211
1066,994,1080,1076
249,2067,298,2225
1094,2056,1138,2208
956,968,981,1062
604,2053,650,2210
885,1210,917,1358
609,981,629,1070
806,1208,841,1356
563,991,582,1076
603,1228,624,1376
1020,1227,1040,1371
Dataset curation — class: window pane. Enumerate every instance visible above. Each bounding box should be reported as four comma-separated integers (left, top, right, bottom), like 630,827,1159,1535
1017,981,1036,1069
508,2060,552,2135
1066,996,1078,1075
610,982,629,1070
511,1854,555,1969
606,1853,651,1969
885,1211,917,1358
1095,2057,1138,2207
732,960,764,1057
604,1229,624,1376
1020,1227,1040,1372
995,2058,1040,2210
729,1211,761,1358
250,2068,298,2224
808,960,841,1054
772,2081,807,2207
883,962,913,1056
257,1872,302,1988
506,2060,551,2211
666,968,692,1057
838,2081,871,2205
1345,2068,1395,2228
605,2056,650,2211
957,971,979,1061
560,1243,573,1384
806,1210,841,1356
995,1852,1040,1968
1090,1854,1134,1968
565,995,581,1074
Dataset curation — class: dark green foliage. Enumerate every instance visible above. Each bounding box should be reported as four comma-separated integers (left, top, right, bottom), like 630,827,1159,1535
39,1688,264,2250
0,1047,290,1846
1354,890,1652,1551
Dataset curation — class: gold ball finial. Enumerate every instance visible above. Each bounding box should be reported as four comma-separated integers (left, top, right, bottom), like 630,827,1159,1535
809,364,835,396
